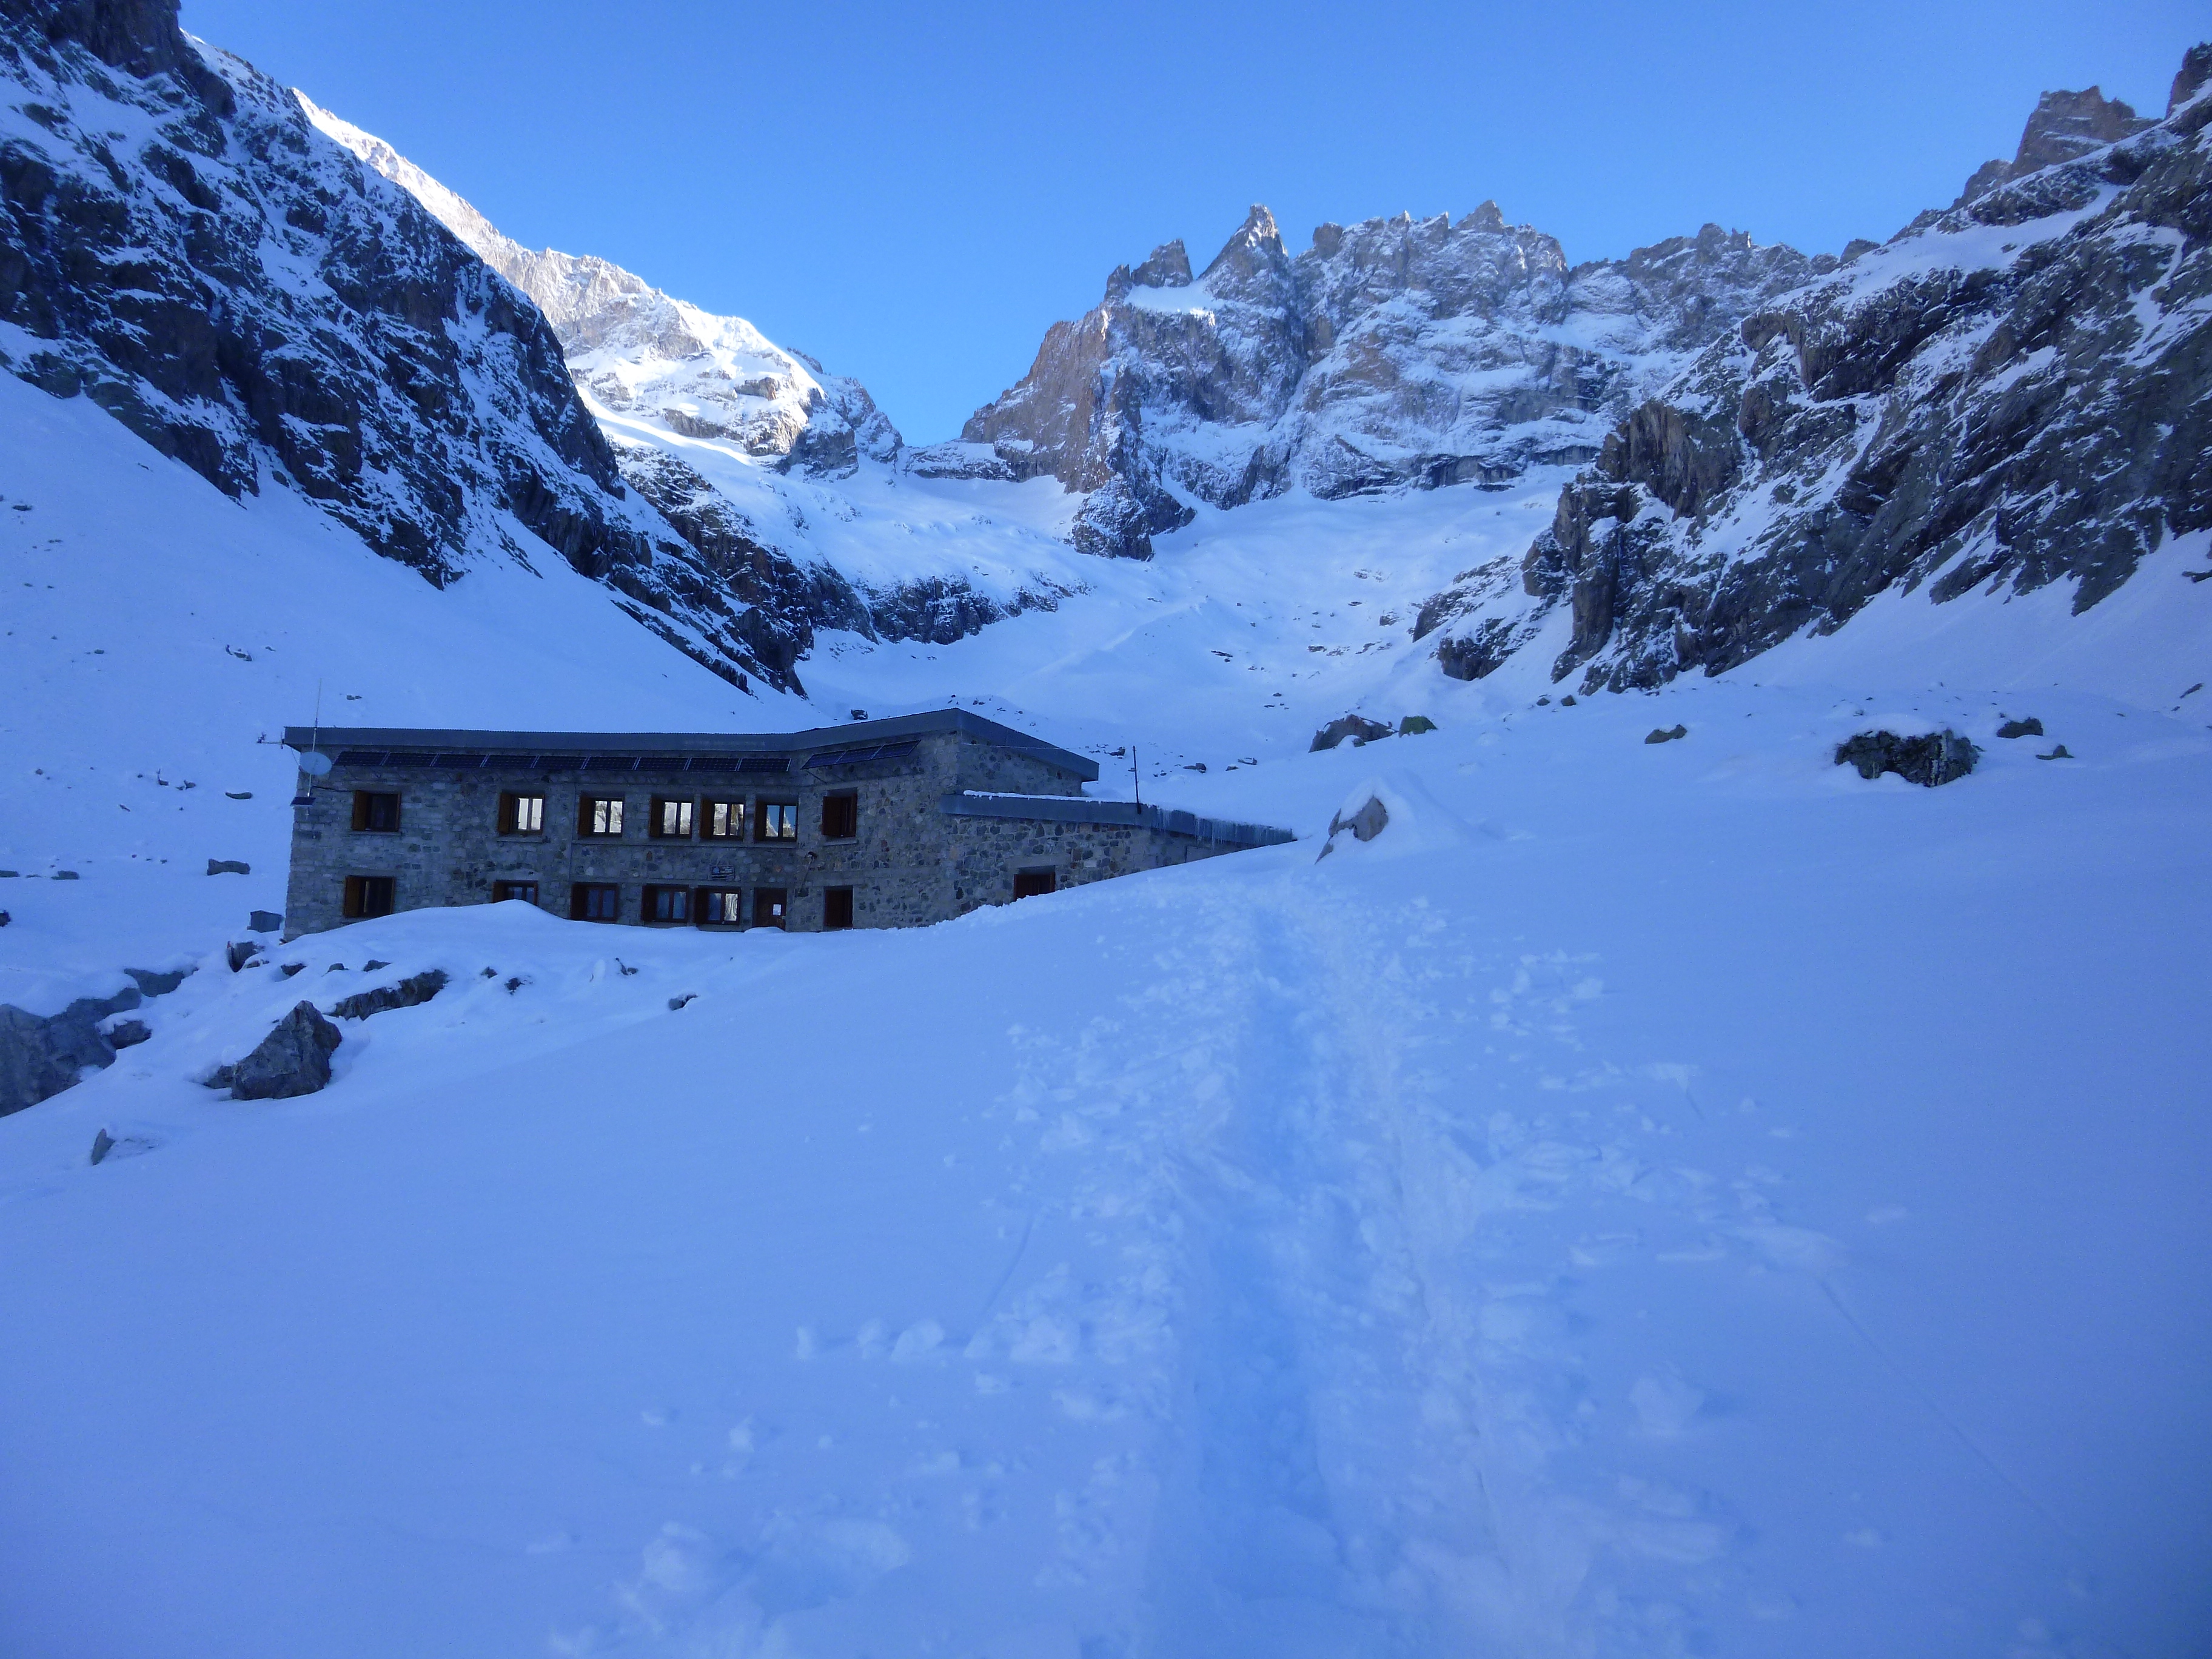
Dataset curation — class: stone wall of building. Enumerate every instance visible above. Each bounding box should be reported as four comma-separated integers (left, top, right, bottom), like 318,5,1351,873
283,728,1276,940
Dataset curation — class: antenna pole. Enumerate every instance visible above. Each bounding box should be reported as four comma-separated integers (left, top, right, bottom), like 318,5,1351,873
1132,744,1141,809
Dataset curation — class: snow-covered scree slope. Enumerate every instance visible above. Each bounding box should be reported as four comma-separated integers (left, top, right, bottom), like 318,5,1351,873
302,98,1095,658
3,683,2208,1657
1416,48,2212,695
0,367,786,1018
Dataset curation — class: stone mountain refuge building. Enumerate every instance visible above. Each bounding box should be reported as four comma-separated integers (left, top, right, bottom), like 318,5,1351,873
281,711,1293,939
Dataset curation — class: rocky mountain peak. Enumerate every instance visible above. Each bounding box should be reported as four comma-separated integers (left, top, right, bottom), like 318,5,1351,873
1461,201,1508,234
1959,82,2157,203
1130,240,1191,289
2173,43,2212,114
2011,86,2151,172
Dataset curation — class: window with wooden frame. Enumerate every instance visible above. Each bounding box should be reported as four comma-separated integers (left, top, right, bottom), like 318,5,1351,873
697,886,744,926
569,882,620,922
752,886,788,927
823,886,854,930
702,800,746,840
342,874,395,917
577,795,625,837
498,793,545,835
756,801,798,843
649,797,695,840
641,883,692,923
820,791,858,840
493,880,539,905
1013,869,1056,899
350,791,400,833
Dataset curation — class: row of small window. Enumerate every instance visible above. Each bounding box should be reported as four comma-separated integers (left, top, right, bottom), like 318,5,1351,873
339,874,854,929
349,791,858,842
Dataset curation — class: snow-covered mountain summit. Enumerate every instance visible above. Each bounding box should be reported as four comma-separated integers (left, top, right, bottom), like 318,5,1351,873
300,96,903,480
940,201,1829,557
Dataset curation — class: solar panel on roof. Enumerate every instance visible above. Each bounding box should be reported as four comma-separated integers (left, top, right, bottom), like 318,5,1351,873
583,755,640,771
478,754,536,770
739,757,789,774
686,757,740,773
806,740,919,768
432,753,483,768
384,752,438,766
334,750,384,766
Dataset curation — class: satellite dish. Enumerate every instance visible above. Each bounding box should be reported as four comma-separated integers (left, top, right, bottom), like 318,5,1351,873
299,751,333,777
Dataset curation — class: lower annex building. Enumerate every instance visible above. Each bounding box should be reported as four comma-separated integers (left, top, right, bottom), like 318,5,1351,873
281,710,1293,939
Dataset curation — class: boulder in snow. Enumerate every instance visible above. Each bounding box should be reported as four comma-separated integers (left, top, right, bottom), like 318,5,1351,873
1312,716,1393,752
329,970,449,1021
1997,717,2044,739
224,1004,343,1101
1835,730,1980,788
207,860,250,876
1644,725,1689,744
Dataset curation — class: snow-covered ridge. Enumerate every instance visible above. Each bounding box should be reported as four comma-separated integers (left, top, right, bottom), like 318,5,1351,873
301,95,901,478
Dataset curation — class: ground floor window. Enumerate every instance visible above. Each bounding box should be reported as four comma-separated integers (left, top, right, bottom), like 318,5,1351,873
1013,869,1056,899
343,874,395,917
824,886,854,930
699,887,744,926
570,882,620,922
752,886,788,928
494,880,539,905
642,883,692,923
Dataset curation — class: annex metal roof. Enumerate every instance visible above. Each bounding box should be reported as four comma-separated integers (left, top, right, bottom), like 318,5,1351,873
281,709,1099,782
938,792,1295,848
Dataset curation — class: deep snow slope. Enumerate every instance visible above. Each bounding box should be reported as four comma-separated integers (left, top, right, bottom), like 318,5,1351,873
0,366,790,1016
2,680,2207,1658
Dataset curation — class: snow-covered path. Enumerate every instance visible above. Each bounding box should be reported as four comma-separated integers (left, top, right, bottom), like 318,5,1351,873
7,681,2207,1656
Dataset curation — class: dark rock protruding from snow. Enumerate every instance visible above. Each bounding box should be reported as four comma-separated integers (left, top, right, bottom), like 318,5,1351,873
0,982,143,1115
1311,715,1393,751
1835,731,1980,787
328,969,447,1021
1645,725,1688,744
223,1002,342,1099
1997,717,2045,739
206,860,249,876
248,910,283,933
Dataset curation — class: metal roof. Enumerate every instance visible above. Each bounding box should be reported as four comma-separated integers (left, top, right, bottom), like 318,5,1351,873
282,708,1099,782
938,791,1295,848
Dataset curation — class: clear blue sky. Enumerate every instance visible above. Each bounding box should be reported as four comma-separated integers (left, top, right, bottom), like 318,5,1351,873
181,0,2204,443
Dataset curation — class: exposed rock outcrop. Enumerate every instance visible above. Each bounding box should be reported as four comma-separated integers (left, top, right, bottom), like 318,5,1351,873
1835,730,1980,787
327,968,446,1021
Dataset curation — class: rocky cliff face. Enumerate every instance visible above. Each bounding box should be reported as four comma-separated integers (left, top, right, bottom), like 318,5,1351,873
942,202,1831,558
1411,49,2212,694
0,0,660,586
0,0,897,697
